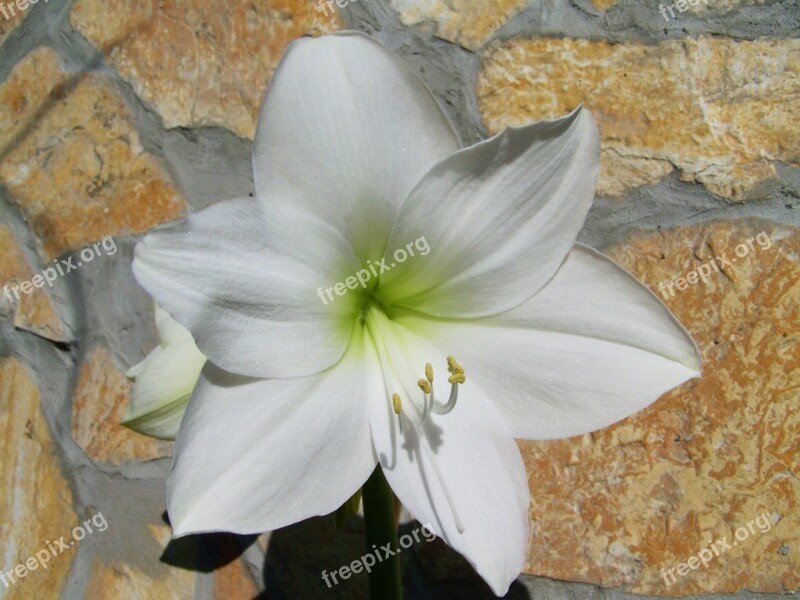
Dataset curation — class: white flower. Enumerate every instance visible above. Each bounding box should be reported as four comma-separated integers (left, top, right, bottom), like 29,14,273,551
123,304,206,440
132,32,701,595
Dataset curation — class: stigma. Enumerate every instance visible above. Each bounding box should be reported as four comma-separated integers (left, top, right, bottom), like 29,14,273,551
395,356,466,425
392,356,467,534
361,305,468,534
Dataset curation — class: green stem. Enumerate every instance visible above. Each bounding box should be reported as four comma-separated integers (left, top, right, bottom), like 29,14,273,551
362,465,402,600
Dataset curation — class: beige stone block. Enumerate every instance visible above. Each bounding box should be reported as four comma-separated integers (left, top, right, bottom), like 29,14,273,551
71,0,343,139
520,221,799,594
0,225,66,342
83,525,194,600
72,347,172,465
0,47,187,259
0,359,77,599
389,0,528,50
478,37,800,200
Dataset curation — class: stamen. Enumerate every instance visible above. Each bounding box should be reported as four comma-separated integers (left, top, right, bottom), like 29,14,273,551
430,356,466,416
448,372,465,385
420,439,465,534
447,356,464,375
427,364,436,408
376,345,466,533
417,377,433,422
431,382,457,415
392,393,402,415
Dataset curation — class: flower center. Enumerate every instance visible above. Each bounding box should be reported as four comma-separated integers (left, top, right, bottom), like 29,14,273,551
363,303,467,534
392,356,465,424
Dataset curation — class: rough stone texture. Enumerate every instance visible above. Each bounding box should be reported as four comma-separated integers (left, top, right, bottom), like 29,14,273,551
478,37,800,200
84,525,195,599
0,47,187,259
70,0,344,140
84,561,193,600
0,358,77,597
0,10,19,46
521,220,800,595
0,225,66,342
592,0,619,10
388,0,528,50
679,0,766,14
0,48,67,159
592,0,764,11
213,558,259,600
72,347,172,466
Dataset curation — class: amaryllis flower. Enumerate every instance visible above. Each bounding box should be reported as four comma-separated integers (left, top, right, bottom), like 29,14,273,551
124,304,205,440
132,32,701,594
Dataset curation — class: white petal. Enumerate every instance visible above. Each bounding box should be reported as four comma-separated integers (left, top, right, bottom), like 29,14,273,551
154,303,193,346
167,327,381,536
133,198,360,379
395,244,702,439
123,338,206,440
367,324,529,596
379,106,600,317
253,31,460,261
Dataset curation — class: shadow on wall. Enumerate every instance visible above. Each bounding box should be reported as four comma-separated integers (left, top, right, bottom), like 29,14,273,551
159,511,532,599
159,512,257,574
258,516,532,600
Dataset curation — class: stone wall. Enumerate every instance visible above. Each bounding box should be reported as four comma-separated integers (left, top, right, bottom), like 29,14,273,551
0,0,797,598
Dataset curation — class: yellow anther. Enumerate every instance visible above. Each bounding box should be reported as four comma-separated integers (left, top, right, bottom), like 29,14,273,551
417,379,432,394
425,362,434,383
447,356,464,375
448,372,466,385
392,393,403,415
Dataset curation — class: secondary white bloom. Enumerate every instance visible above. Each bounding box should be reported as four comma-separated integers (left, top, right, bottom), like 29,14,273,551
124,304,205,440
132,32,701,595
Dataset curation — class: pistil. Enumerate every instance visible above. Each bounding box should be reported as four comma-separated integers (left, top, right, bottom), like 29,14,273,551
364,304,467,534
